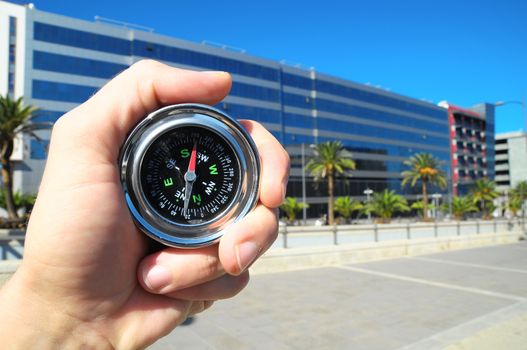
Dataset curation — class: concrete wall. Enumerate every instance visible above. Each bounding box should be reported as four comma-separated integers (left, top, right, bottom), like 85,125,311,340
1,229,522,287
508,134,527,187
252,231,522,275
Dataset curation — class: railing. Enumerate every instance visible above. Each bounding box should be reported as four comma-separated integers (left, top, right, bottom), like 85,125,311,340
0,218,525,259
276,219,525,249
0,231,25,260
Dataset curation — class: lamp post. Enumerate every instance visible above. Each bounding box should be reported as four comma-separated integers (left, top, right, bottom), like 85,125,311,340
364,188,373,223
495,99,527,132
301,143,317,225
431,193,442,221
301,143,307,225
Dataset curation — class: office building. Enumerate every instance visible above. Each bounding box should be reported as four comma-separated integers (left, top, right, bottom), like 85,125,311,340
495,131,527,192
438,102,495,196
1,1,468,217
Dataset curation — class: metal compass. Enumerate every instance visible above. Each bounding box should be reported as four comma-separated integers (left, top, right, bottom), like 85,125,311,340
119,104,260,248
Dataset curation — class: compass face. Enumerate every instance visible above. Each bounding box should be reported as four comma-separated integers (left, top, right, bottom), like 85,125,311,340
140,126,240,225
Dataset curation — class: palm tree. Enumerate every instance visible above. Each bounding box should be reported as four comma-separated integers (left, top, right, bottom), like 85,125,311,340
410,200,435,216
507,196,522,217
401,153,447,221
450,196,478,221
367,189,410,223
334,196,363,224
306,141,355,225
280,197,309,224
0,190,36,215
0,95,48,219
511,181,527,220
470,179,499,219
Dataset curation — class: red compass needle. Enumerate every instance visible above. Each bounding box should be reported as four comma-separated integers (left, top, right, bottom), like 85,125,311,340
183,142,198,216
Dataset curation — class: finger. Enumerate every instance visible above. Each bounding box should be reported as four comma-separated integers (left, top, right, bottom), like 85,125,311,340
188,300,215,317
52,60,232,163
168,271,250,301
239,120,290,208
138,245,224,294
219,204,278,276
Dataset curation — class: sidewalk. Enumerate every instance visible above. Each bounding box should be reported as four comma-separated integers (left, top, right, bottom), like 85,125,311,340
150,241,527,349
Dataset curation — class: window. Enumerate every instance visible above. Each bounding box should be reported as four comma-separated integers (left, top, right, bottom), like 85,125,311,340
133,40,279,81
316,79,447,121
32,80,98,103
282,73,312,90
30,139,50,160
229,81,280,102
33,51,128,79
34,22,131,55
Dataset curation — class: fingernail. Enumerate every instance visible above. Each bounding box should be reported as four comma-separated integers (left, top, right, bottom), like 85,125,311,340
143,265,171,292
202,70,230,78
235,241,260,273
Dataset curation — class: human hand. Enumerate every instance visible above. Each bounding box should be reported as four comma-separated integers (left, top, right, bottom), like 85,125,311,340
0,60,289,349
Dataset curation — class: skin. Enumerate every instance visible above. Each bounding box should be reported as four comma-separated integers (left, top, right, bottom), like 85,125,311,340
0,60,290,349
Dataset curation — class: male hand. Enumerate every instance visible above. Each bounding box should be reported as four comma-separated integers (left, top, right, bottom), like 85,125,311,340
0,60,289,349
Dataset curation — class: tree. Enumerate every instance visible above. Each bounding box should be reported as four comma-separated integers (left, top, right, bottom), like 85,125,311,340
334,196,363,224
510,181,527,220
411,200,435,214
306,141,355,225
0,190,36,215
470,179,499,219
401,153,447,221
507,196,522,217
280,197,309,224
449,196,478,221
0,95,48,219
367,189,410,223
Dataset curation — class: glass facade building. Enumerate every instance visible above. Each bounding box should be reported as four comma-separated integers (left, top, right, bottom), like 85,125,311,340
3,1,493,218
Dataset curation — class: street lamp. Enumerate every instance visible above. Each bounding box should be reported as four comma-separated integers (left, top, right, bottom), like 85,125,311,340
495,99,527,132
364,188,373,223
301,143,316,225
431,193,442,221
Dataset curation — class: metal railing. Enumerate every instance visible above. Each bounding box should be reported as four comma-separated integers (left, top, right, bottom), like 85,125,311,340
277,218,525,249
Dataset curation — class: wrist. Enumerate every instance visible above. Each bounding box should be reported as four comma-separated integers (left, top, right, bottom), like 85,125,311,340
0,265,113,349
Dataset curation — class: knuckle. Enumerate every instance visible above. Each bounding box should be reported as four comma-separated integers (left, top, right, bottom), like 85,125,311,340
200,253,221,278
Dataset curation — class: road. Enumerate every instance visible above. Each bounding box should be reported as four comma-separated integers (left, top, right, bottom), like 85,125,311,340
150,241,527,350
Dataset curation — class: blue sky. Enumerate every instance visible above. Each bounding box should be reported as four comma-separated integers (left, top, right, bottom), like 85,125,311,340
29,0,527,133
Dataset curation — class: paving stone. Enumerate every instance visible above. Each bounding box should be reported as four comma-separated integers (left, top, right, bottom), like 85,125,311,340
148,242,527,349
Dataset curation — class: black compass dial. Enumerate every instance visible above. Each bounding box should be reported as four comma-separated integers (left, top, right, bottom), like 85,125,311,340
140,126,240,225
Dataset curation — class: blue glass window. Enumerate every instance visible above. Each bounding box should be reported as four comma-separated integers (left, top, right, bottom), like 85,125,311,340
316,97,448,131
283,133,315,145
215,103,281,125
30,139,49,160
283,93,312,109
316,79,446,121
318,136,450,161
33,51,128,79
34,22,131,55
9,16,17,36
229,82,280,102
316,117,449,148
33,110,65,123
32,80,97,103
283,113,315,129
133,40,279,81
282,73,312,90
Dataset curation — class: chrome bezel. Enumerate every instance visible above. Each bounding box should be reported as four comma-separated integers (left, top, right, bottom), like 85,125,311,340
120,104,260,248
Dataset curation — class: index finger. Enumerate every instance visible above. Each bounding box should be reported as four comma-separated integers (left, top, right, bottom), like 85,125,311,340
239,120,290,209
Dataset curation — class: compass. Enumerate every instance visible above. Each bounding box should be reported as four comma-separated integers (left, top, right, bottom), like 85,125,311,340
119,104,260,248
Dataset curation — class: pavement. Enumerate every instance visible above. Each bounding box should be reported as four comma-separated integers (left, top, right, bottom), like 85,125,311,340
150,241,527,350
